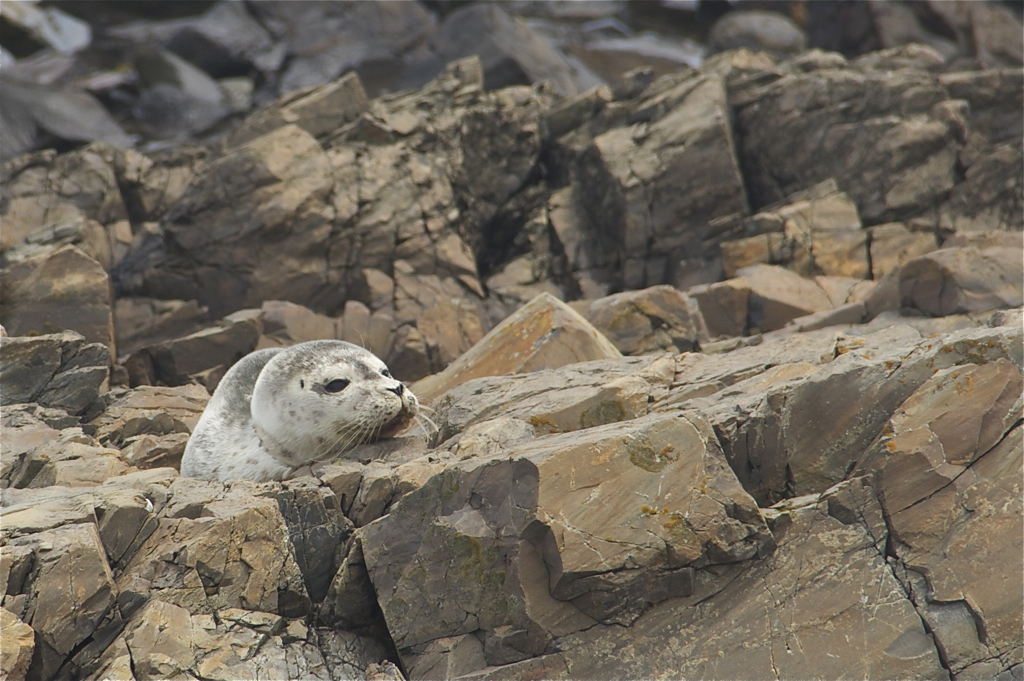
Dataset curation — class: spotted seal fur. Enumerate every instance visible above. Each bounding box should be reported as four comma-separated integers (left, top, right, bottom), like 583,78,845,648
180,340,418,482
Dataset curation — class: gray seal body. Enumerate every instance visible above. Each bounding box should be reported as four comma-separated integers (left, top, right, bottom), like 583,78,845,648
181,340,418,482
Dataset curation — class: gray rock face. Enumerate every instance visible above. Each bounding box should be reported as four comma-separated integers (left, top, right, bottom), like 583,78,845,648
0,332,109,415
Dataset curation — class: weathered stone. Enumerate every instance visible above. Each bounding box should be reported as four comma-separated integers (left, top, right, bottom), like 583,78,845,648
132,46,230,138
707,324,1023,505
900,247,1024,316
89,384,209,447
1,245,115,353
93,596,389,681
577,70,749,290
434,4,597,97
0,607,34,681
128,309,262,387
583,285,705,355
3,428,128,489
869,222,938,279
228,72,369,146
685,279,751,339
361,411,772,672
114,297,210,356
1,332,110,415
433,353,674,443
737,264,834,332
735,58,960,222
486,478,945,680
118,478,310,617
7,523,119,680
885,422,1023,678
412,293,620,404
121,432,190,471
268,477,353,603
111,146,205,224
860,359,1022,516
707,10,807,58
1,145,128,253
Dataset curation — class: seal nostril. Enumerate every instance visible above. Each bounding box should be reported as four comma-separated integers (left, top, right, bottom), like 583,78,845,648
387,384,404,397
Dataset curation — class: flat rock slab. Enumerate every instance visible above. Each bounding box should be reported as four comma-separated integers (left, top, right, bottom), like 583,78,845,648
412,292,620,404
360,411,773,671
433,353,674,443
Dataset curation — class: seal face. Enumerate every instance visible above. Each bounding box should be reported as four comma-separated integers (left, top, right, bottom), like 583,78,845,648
180,340,419,482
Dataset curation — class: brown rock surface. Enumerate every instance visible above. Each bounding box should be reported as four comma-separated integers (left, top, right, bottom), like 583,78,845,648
1,245,115,354
582,285,706,354
899,246,1024,316
412,292,620,404
2,23,1022,681
0,607,34,681
360,411,772,672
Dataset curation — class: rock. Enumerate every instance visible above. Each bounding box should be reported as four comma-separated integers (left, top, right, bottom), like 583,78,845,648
132,47,229,138
114,297,210,356
90,597,389,681
717,180,869,279
88,383,209,447
859,359,1022,517
869,222,938,279
261,299,339,344
0,331,110,415
734,52,961,222
501,478,945,680
411,292,620,404
899,247,1024,316
121,432,190,471
126,309,262,388
6,523,119,680
268,477,353,603
1,245,115,353
360,411,773,672
882,418,1023,677
109,1,282,81
736,264,834,333
940,139,1023,233
707,10,807,58
249,1,435,97
1,145,130,264
685,279,751,339
582,285,705,354
434,4,598,97
228,72,369,147
118,478,310,618
705,323,1022,505
118,59,544,322
3,428,128,489
577,69,748,290
0,77,131,162
111,146,205,224
0,607,34,681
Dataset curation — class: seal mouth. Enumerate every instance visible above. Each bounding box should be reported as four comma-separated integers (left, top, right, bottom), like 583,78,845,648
374,408,415,440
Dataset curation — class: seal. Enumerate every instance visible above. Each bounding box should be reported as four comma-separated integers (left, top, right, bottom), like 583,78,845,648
180,340,419,482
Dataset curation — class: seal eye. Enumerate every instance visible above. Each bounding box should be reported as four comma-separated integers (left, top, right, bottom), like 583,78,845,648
324,379,350,393
381,369,392,378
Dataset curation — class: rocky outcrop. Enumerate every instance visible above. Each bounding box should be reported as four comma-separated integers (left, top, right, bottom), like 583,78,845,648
1,9,1021,680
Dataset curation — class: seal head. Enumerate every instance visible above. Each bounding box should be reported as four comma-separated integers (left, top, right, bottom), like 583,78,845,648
181,340,418,482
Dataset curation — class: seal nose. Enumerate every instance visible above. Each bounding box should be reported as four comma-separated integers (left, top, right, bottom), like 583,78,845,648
387,383,404,397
